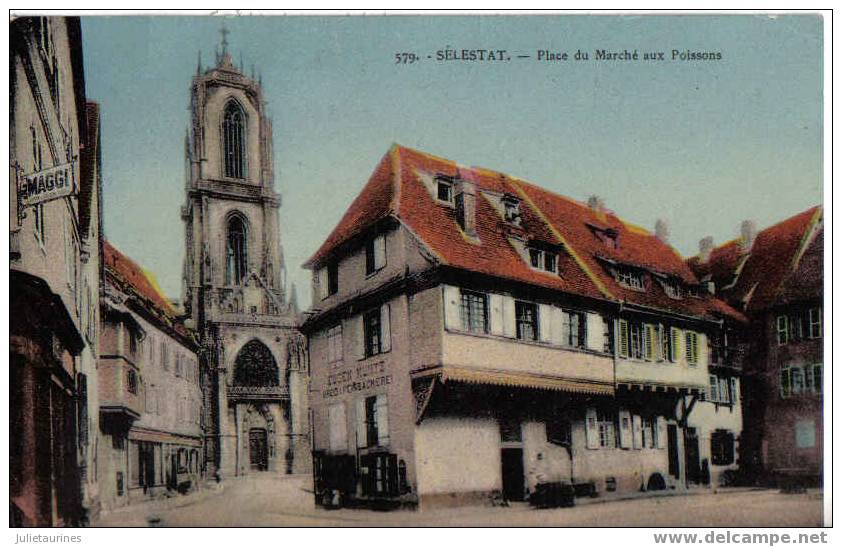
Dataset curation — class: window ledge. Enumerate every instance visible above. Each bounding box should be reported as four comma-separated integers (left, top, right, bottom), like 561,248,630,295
444,327,610,358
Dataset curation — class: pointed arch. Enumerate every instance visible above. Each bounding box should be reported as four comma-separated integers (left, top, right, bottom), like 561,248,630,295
226,212,248,285
222,99,247,179
233,339,279,387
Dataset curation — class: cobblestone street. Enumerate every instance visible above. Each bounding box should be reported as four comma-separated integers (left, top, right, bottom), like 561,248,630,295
92,475,824,527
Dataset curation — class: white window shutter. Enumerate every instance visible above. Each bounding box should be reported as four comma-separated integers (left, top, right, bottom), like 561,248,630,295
585,408,599,449
618,409,632,448
671,328,682,362
380,304,391,352
698,333,708,365
656,417,667,449
317,268,328,300
730,377,739,403
489,294,504,336
632,414,643,449
356,398,368,448
549,306,564,345
328,403,347,452
375,394,389,446
502,296,516,338
618,320,629,357
538,304,553,343
586,313,603,351
355,315,366,360
374,234,387,270
443,285,462,330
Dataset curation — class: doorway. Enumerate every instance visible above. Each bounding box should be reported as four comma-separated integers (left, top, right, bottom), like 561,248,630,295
249,428,269,471
501,448,525,501
667,424,680,479
684,427,701,485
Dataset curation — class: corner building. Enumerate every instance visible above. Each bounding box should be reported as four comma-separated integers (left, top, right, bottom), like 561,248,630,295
303,145,746,509
180,47,309,478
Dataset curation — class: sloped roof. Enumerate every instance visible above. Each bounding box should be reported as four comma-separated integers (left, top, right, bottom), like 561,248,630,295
103,240,192,339
687,205,822,313
306,144,744,322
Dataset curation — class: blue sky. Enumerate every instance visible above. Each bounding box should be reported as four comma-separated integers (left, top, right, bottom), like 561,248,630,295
81,14,823,308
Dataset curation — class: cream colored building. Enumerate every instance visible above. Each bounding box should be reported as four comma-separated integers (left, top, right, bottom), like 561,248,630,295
304,145,746,509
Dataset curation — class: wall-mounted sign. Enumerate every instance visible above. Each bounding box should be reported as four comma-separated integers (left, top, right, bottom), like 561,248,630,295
18,161,76,206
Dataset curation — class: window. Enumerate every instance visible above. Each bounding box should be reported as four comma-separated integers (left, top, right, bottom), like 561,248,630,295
436,179,453,203
528,248,557,273
328,403,347,452
629,321,643,359
618,319,629,357
795,420,816,449
808,308,822,339
602,316,614,353
161,343,169,371
662,279,683,299
327,262,339,295
357,395,389,448
718,377,730,404
562,310,585,347
126,368,138,395
709,375,719,403
226,215,248,285
363,309,382,357
597,411,616,449
776,315,788,345
616,268,645,290
499,419,522,443
781,364,822,398
460,290,488,334
641,417,658,448
546,420,571,446
685,331,699,365
515,301,538,341
502,195,521,225
222,100,246,179
365,234,387,275
710,430,735,465
326,324,343,363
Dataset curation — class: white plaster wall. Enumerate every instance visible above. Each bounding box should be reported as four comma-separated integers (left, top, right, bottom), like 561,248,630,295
441,331,614,385
414,416,501,495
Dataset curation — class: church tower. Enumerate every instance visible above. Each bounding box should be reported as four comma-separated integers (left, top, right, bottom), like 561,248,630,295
181,29,309,478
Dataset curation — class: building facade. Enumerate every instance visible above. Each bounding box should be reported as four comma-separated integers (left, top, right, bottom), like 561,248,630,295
689,207,823,486
303,145,745,509
180,44,309,479
10,16,101,527
97,242,203,511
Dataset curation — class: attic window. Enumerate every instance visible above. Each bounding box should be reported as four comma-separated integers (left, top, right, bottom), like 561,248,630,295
589,224,619,250
661,278,683,300
615,267,645,290
436,176,454,204
529,247,558,273
501,194,522,225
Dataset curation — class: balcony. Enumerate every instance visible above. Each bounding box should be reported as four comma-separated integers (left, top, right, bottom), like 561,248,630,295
99,357,142,432
226,385,290,402
709,343,747,372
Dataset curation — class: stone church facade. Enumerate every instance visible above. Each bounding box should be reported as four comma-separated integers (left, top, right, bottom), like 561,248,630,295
180,44,310,479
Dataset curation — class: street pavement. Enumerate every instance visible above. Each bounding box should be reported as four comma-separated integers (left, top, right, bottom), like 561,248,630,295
92,474,824,527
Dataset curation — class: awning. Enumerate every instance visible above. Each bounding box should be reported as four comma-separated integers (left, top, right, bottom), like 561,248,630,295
413,365,614,396
129,428,202,447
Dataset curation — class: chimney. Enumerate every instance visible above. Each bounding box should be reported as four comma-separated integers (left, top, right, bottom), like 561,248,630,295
587,195,605,214
740,220,757,252
655,218,669,243
699,236,715,262
455,177,477,237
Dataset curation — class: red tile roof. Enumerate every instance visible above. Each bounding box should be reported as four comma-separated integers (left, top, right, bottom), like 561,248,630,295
687,206,822,313
306,144,745,322
103,240,192,338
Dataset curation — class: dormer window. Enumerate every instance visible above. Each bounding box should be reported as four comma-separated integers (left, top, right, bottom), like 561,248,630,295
436,176,454,204
616,268,645,290
528,247,558,273
662,279,683,299
502,194,522,225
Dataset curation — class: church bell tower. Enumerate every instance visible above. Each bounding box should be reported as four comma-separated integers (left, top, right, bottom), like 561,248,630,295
181,27,309,478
